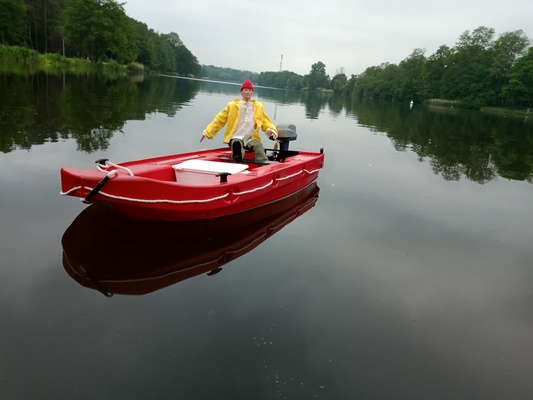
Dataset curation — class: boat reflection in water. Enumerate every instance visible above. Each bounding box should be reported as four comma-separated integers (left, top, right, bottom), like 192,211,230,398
61,183,320,296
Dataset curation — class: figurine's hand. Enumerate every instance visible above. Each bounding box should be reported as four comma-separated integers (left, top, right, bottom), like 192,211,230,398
267,128,278,140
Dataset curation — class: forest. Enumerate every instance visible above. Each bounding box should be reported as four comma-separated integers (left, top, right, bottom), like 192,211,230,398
351,27,533,109
1,0,201,76
1,0,532,109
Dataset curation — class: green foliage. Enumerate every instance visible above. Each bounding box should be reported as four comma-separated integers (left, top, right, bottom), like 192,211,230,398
353,63,400,99
257,70,304,90
398,48,426,102
331,73,348,94
0,0,201,76
60,0,137,63
0,0,27,46
26,0,65,53
200,65,259,83
133,23,176,72
198,67,305,90
0,44,121,76
306,61,329,89
351,26,531,109
421,45,451,99
503,47,533,106
0,45,39,64
441,27,496,107
162,33,201,76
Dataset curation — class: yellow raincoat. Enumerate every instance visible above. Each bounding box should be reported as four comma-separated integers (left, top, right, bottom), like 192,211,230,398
203,99,276,144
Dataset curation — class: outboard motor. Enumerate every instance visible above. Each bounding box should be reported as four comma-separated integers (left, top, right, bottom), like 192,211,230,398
275,124,297,151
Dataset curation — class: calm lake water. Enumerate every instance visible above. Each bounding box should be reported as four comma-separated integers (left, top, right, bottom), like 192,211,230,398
1,72,533,400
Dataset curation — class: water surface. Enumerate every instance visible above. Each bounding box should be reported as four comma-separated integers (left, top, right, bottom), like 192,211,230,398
1,73,532,399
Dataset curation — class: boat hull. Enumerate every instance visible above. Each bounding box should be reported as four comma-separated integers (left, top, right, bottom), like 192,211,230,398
60,147,324,221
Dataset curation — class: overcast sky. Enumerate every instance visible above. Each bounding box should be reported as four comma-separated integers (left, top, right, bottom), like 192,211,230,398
122,0,533,77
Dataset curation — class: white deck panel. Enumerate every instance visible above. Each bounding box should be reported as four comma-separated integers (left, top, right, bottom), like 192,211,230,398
172,159,248,174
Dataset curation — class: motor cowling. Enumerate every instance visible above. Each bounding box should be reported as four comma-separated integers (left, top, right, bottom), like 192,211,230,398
275,124,297,151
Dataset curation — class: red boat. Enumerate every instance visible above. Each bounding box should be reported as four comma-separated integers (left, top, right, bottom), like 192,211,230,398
61,182,320,296
60,124,324,221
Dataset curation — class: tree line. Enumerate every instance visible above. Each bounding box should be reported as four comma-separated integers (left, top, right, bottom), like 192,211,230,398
206,26,532,110
201,62,332,92
1,0,201,76
351,26,532,108
1,3,531,109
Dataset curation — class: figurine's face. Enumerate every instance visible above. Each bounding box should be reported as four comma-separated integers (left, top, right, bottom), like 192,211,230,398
241,88,253,102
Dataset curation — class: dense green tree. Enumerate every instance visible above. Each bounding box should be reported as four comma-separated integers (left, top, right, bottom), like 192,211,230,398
503,47,533,106
201,65,258,83
130,23,176,72
256,70,303,90
421,45,452,99
0,0,27,45
26,0,66,53
306,61,329,90
344,74,356,96
330,72,347,94
381,63,402,98
131,20,157,67
152,34,175,72
354,62,401,99
164,31,182,48
60,0,137,63
353,65,380,98
163,32,200,76
491,30,529,78
440,26,496,107
256,71,275,86
456,25,495,50
0,0,200,75
103,2,137,63
274,70,302,90
490,30,529,105
174,44,200,76
397,48,426,102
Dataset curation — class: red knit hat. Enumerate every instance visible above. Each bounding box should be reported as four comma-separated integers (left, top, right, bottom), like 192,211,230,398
240,79,254,91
